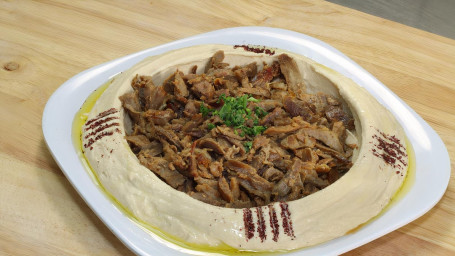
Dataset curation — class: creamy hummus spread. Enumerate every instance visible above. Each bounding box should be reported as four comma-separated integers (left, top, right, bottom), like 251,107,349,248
80,44,409,251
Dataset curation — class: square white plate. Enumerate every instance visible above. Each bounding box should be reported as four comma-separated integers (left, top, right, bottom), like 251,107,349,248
42,27,450,255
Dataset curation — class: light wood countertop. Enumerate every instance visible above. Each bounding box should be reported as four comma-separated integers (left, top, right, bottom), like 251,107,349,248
1,1,454,255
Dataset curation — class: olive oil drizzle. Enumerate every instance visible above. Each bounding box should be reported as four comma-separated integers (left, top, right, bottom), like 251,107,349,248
72,79,415,255
346,138,416,234
72,79,282,255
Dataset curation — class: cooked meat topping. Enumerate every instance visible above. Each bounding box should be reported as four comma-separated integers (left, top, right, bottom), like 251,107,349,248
120,51,355,208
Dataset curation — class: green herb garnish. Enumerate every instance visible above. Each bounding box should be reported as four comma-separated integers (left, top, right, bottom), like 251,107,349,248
207,123,216,130
215,94,267,136
254,106,268,118
200,103,211,117
244,141,253,152
200,94,268,144
242,125,267,136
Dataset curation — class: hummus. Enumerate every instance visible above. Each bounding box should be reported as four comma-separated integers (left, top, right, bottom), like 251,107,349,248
80,44,409,251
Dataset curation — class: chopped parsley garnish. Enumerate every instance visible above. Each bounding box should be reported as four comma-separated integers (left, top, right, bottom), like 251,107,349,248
200,94,268,140
244,141,253,152
254,106,268,118
200,103,211,117
242,125,267,137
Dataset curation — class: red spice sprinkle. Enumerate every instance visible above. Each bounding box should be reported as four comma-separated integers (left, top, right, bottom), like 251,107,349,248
85,108,118,126
371,128,408,170
255,207,267,242
83,128,121,149
84,116,119,131
243,208,255,240
268,205,280,242
84,122,120,139
279,202,295,239
83,108,121,150
234,45,276,56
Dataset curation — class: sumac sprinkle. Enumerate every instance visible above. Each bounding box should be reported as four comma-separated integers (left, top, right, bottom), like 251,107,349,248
83,108,121,150
83,129,121,149
84,122,120,139
234,45,275,56
371,128,408,170
84,116,119,131
280,202,295,239
85,108,118,126
243,208,255,240
256,207,267,242
268,205,280,242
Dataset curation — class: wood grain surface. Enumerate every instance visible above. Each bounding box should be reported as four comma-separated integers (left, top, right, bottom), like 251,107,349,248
1,0,454,255
328,0,455,40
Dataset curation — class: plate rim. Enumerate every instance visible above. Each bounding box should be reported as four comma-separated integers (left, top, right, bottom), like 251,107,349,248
42,26,451,256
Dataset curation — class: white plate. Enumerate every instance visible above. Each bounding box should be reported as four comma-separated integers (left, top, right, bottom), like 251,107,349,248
42,27,450,255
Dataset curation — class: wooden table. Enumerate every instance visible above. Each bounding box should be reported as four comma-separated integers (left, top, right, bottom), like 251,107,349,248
1,1,454,255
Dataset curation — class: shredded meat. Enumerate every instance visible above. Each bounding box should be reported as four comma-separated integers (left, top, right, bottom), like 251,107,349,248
138,154,187,190
278,54,305,99
120,51,355,208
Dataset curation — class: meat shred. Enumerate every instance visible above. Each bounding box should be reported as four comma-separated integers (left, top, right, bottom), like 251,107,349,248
120,51,355,208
